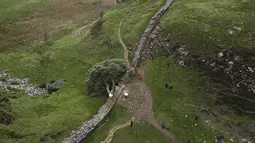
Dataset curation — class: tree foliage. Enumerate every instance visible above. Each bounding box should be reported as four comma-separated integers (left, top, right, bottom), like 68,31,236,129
87,59,127,97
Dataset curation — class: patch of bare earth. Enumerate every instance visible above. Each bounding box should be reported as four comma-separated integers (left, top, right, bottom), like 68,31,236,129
0,0,115,52
117,68,176,140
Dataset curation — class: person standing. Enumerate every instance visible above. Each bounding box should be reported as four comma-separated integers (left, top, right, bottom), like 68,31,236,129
161,123,165,129
195,114,198,120
130,118,135,128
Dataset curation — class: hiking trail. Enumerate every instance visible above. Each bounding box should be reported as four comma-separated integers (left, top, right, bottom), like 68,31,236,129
118,68,176,140
116,0,176,140
118,18,130,68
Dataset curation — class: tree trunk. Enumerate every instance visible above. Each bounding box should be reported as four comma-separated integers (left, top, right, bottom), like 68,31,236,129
106,84,114,97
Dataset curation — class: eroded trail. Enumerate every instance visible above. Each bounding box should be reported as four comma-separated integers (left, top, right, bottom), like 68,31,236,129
118,19,130,68
135,68,176,139
116,0,176,140
117,68,176,140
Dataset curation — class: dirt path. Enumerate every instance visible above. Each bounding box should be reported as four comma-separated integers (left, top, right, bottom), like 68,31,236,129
115,0,176,140
118,18,130,68
117,68,176,140
136,68,176,139
116,12,175,141
101,118,133,143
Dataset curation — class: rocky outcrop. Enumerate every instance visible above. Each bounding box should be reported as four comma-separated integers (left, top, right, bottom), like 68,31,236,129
115,0,125,4
131,0,175,68
0,71,65,96
61,85,126,143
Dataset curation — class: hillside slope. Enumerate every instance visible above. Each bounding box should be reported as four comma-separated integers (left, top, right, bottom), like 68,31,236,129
0,0,254,143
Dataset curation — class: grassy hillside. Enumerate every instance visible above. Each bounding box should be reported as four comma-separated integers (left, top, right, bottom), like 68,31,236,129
1,0,254,142
142,59,232,142
0,0,168,142
85,106,172,143
161,0,255,56
139,0,255,142
0,0,119,142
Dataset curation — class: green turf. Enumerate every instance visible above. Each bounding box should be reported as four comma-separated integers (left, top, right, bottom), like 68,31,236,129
0,0,54,21
0,24,121,142
0,0,167,142
161,0,255,57
141,58,241,143
0,1,121,142
85,105,173,143
100,0,165,48
1,0,254,142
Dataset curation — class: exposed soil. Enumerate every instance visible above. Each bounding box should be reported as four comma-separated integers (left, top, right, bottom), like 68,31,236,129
117,68,175,140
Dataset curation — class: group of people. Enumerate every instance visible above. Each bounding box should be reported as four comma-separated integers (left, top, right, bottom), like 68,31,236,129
165,83,173,89
128,81,224,143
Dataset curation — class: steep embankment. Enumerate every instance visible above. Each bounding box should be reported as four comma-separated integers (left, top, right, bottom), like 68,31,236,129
139,0,255,142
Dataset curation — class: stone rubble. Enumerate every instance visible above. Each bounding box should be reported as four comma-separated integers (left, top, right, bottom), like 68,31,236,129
160,38,255,94
0,71,65,96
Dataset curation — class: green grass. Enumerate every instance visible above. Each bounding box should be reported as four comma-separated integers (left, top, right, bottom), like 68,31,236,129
0,23,121,142
0,0,54,21
100,0,165,48
2,0,253,142
0,0,167,142
162,0,255,57
0,1,121,142
142,58,241,143
85,106,172,143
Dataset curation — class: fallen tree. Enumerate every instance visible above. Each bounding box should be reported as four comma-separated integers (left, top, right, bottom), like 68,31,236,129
87,59,127,97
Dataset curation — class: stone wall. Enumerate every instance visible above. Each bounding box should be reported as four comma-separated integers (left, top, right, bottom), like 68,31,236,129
61,85,126,143
131,0,175,68
61,1,175,142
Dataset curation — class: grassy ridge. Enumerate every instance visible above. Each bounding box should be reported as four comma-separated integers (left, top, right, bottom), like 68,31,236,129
162,0,255,56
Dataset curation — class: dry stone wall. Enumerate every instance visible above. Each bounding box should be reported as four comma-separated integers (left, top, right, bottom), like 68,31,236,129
61,0,175,142
131,0,175,68
61,85,126,143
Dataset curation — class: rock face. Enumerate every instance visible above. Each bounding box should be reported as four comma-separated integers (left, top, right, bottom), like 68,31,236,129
131,0,175,68
61,85,126,143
